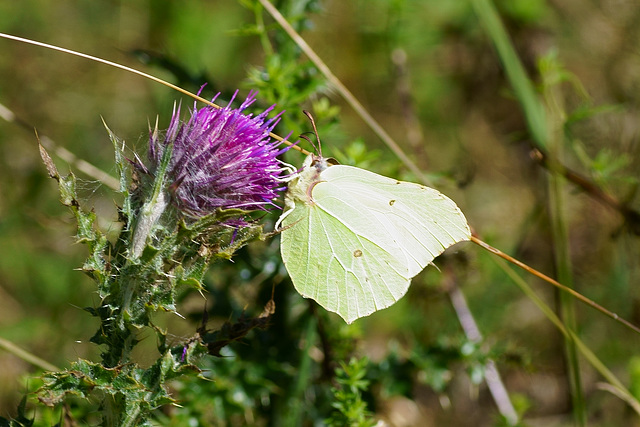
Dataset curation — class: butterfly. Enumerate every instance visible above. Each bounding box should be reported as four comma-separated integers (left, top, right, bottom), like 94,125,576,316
277,118,471,324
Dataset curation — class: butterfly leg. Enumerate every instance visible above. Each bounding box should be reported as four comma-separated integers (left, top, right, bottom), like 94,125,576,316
277,161,298,181
274,197,296,230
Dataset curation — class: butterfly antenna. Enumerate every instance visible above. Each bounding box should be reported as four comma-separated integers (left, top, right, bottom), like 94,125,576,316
299,133,315,149
302,110,322,157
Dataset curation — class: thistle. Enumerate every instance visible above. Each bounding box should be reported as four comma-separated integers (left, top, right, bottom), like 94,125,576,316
33,91,292,424
132,90,287,258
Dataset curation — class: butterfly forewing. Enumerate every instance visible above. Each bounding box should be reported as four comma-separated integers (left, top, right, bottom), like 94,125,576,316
320,165,471,276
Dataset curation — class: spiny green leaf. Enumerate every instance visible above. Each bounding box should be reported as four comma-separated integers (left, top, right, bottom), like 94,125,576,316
104,121,132,195
173,260,207,291
56,173,79,208
73,208,98,243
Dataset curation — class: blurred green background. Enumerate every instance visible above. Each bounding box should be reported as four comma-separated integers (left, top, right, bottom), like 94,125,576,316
1,0,640,425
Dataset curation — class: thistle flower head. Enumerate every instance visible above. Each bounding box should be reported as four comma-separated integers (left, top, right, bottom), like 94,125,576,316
149,90,287,217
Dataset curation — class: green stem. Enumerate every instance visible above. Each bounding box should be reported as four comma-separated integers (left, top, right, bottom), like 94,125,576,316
130,133,173,260
282,317,316,427
549,169,586,426
117,138,173,365
131,187,169,260
544,66,586,425
123,188,168,343
255,2,274,56
470,0,548,150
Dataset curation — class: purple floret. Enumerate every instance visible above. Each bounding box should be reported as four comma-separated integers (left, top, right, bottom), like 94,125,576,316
149,90,288,217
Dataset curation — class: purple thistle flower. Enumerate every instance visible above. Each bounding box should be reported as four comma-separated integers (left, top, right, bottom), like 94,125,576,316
149,90,288,217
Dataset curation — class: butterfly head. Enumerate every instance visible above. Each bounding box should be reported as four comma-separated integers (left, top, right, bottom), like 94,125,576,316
304,153,339,174
284,112,341,206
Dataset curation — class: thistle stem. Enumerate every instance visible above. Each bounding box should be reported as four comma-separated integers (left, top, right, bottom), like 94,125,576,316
121,189,169,345
131,190,168,259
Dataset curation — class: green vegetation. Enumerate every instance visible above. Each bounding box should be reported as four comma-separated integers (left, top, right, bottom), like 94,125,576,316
1,0,639,425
